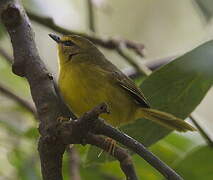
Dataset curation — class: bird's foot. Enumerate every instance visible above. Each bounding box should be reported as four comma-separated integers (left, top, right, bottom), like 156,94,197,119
98,137,116,157
57,116,70,123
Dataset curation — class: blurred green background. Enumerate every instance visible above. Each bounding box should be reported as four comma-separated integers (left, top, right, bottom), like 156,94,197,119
0,0,213,179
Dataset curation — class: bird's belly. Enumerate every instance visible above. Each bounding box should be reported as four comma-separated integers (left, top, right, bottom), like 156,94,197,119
59,66,137,127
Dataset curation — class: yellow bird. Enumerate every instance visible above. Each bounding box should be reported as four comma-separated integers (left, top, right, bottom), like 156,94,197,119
49,34,196,132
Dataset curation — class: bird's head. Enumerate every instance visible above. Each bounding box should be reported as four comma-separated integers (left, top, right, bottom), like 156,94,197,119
49,34,101,65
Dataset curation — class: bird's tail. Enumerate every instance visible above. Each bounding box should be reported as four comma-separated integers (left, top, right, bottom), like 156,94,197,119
136,108,196,132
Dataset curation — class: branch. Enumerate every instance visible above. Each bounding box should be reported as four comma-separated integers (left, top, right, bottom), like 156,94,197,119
53,103,138,180
0,1,65,179
49,101,182,179
52,102,182,179
26,11,144,57
43,102,138,180
0,0,62,127
0,83,36,115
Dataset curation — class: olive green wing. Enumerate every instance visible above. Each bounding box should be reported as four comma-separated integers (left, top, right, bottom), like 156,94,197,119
96,56,150,108
116,74,150,108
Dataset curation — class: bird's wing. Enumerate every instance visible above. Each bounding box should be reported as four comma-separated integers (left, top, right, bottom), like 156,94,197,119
98,58,150,108
115,72,150,108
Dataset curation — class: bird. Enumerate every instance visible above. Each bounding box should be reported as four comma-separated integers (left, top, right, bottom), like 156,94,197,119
49,34,196,132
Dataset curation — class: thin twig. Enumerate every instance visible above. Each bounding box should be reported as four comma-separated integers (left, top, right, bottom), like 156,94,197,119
0,83,36,115
87,0,95,32
26,11,144,57
190,115,213,147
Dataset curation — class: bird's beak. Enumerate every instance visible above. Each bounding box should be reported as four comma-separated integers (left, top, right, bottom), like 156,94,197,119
49,34,61,43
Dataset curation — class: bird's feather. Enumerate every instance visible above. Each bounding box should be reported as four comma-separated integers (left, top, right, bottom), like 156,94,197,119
94,56,150,108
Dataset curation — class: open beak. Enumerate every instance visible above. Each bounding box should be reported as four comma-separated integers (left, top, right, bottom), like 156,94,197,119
49,34,61,43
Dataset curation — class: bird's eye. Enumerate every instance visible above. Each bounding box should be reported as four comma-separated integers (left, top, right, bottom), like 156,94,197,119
63,40,75,46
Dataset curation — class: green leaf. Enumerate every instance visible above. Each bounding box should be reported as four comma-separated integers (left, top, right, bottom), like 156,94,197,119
175,146,213,180
121,40,213,147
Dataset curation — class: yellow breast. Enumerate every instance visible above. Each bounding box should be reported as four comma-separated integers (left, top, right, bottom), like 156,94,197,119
58,62,137,126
